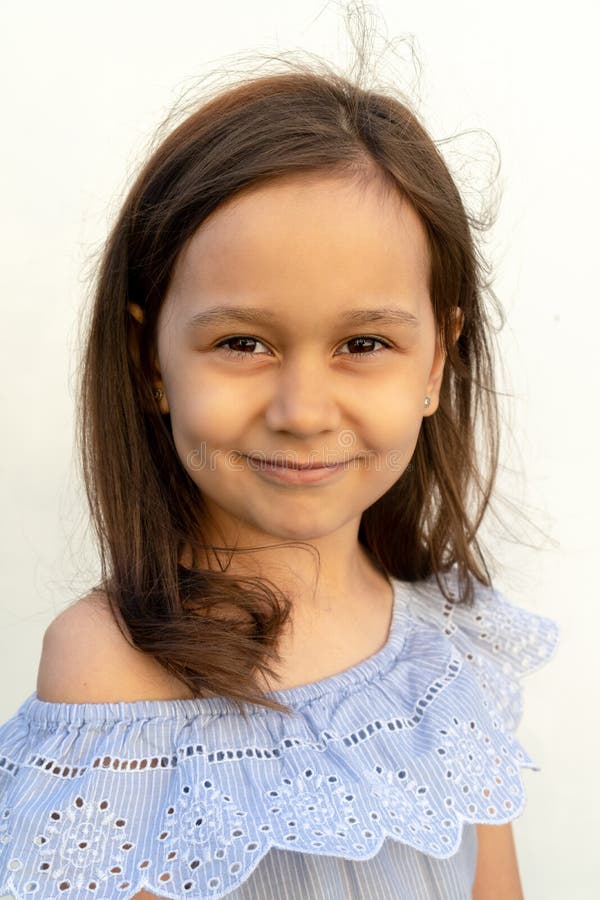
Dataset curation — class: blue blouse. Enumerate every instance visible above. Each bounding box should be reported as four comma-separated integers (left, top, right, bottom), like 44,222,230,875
0,567,560,900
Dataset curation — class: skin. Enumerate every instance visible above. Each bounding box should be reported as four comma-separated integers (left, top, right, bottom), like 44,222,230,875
128,171,462,677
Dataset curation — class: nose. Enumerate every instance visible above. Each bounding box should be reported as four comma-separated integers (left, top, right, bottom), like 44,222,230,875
264,356,342,436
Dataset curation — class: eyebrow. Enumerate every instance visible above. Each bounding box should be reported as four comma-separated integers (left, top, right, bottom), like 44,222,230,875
186,304,420,330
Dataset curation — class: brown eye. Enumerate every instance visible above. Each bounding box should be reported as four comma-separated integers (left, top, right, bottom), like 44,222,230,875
337,336,392,358
215,336,271,359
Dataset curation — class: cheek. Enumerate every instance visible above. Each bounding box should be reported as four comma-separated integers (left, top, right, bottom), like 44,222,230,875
361,381,425,449
167,368,244,445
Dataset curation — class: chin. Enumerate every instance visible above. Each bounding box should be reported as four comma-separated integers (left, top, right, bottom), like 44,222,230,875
246,513,344,544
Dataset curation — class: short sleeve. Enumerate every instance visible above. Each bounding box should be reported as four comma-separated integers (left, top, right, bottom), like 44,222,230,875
402,567,561,738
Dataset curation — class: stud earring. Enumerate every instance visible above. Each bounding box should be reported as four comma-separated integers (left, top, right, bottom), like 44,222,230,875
153,388,164,401
424,396,431,408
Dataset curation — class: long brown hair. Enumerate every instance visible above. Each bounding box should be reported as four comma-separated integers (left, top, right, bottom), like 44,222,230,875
75,29,509,719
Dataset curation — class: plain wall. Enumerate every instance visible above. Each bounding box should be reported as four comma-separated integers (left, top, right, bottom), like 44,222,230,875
0,1,597,897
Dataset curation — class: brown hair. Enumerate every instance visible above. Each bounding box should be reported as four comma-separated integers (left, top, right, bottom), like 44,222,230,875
75,26,511,719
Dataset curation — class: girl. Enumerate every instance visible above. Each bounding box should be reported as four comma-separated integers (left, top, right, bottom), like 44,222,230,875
0,48,559,900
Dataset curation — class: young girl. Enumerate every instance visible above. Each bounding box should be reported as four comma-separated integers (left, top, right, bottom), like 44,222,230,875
0,52,559,900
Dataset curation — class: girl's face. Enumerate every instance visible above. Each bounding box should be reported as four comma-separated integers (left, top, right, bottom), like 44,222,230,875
151,174,449,551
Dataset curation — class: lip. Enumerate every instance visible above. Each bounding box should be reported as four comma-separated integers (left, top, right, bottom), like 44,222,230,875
246,455,342,470
244,455,349,485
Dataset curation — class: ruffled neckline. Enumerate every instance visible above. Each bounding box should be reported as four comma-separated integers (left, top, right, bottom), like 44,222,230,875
21,573,417,723
0,568,560,900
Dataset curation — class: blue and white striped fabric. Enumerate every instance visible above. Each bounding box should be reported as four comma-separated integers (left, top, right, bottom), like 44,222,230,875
0,568,560,900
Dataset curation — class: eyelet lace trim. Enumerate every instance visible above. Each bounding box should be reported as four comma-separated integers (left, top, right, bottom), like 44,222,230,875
0,570,560,899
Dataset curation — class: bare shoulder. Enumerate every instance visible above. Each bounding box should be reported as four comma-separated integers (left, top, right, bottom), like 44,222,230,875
36,591,196,703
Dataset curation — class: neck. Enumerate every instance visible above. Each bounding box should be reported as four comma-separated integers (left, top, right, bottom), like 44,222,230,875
183,540,388,615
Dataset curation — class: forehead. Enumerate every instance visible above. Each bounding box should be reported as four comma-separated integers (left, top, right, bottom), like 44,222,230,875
165,174,431,321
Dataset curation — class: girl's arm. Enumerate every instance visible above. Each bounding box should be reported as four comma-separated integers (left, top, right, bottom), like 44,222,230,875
130,892,169,899
472,823,525,899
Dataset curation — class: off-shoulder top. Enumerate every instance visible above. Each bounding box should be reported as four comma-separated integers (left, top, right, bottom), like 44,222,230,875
0,566,560,899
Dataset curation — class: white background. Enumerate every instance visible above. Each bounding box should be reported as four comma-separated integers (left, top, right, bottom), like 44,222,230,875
0,1,597,897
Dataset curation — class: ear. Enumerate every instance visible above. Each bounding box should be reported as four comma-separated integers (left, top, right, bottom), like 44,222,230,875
127,303,170,415
127,303,144,371
452,306,464,343
423,307,463,417
128,302,144,325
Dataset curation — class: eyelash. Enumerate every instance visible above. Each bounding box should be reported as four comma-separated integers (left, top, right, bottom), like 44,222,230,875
214,335,394,361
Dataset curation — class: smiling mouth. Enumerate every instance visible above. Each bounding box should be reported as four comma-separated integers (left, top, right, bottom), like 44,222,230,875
245,455,345,470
